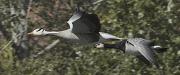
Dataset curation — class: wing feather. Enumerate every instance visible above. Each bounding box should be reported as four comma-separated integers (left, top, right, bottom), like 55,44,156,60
67,8,83,30
135,39,159,67
67,8,101,33
128,38,159,67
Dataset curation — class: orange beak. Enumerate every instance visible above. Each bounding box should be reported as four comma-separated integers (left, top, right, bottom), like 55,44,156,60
27,32,33,35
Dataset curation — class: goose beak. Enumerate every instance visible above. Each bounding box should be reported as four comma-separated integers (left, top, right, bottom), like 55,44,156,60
27,32,33,35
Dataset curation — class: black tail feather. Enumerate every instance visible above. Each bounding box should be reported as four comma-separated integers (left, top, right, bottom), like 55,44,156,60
155,48,168,53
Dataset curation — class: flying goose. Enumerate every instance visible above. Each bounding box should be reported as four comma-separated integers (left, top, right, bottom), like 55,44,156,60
95,38,167,68
28,7,122,44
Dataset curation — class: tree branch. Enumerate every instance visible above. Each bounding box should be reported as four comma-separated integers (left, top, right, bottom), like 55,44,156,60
26,0,33,18
31,39,60,58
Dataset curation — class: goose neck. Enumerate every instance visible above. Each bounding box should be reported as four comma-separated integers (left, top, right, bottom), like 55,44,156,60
44,31,59,35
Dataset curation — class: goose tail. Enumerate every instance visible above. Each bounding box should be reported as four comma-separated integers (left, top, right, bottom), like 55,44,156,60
152,46,168,53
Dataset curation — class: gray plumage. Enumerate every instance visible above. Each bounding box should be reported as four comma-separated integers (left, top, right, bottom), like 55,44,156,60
125,38,159,67
95,38,167,68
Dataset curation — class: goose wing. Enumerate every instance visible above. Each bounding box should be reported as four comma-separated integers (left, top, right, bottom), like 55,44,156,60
98,32,124,42
99,32,123,40
128,38,159,67
67,8,101,33
136,55,151,65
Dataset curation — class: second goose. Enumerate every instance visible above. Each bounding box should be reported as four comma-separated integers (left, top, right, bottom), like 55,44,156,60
95,38,167,68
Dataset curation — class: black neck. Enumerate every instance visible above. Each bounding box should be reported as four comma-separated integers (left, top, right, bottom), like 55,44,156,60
103,44,118,49
103,40,127,53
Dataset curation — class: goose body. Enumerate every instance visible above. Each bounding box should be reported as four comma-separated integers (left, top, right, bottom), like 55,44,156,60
95,38,167,68
28,7,122,44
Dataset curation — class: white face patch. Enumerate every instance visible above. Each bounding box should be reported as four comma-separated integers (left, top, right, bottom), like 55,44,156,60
95,43,104,48
31,28,45,35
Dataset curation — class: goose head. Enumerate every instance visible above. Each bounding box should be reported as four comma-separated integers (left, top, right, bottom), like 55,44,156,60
28,28,46,35
95,43,104,48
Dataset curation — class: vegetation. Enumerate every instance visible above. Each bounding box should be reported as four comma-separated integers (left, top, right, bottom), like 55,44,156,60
0,0,179,75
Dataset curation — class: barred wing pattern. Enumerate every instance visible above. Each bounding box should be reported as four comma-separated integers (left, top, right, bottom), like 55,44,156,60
127,38,159,67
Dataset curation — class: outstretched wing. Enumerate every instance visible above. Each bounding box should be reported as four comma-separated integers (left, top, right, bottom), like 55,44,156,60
67,8,101,33
99,32,123,40
98,32,124,42
133,39,159,68
136,55,151,65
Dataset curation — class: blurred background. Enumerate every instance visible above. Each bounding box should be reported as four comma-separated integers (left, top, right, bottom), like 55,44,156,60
0,0,179,75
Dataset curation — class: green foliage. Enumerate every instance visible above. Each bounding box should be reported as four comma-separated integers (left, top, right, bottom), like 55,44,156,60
0,0,180,75
0,40,14,74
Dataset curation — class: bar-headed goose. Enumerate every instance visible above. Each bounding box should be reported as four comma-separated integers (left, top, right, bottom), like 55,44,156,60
28,7,123,44
95,38,167,68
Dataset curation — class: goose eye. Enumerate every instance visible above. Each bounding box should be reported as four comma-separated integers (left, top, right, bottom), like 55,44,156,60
126,41,134,46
